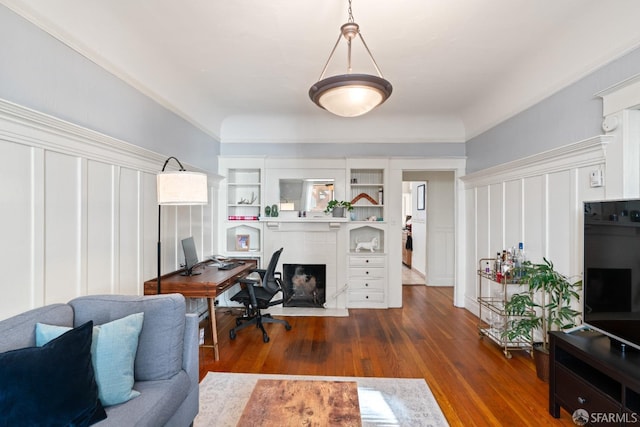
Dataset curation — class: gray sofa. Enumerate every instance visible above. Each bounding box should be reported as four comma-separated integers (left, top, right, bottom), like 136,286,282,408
0,294,199,427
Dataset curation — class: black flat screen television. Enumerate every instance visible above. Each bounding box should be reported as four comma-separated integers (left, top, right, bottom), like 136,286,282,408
583,199,640,351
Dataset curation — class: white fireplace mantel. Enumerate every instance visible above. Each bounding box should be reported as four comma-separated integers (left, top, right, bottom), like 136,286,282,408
263,219,349,309
263,217,347,231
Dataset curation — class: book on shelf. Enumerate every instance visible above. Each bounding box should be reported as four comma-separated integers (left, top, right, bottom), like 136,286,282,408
228,215,259,221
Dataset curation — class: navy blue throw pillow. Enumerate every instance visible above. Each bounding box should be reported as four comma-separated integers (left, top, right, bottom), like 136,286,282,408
0,321,107,426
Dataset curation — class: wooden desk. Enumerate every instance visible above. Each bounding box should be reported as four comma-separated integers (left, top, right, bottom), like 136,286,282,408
144,260,256,360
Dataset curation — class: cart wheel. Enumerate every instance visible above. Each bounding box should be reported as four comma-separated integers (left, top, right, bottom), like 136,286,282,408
229,329,236,340
263,333,270,343
285,324,292,331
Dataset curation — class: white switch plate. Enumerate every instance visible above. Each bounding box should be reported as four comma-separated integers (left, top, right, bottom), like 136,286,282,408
590,170,604,187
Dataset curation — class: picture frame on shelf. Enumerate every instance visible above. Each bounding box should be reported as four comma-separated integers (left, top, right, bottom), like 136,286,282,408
417,184,425,211
235,234,250,251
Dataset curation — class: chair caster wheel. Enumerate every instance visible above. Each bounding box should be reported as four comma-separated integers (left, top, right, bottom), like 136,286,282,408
285,324,292,331
263,333,270,343
235,319,242,327
229,330,236,340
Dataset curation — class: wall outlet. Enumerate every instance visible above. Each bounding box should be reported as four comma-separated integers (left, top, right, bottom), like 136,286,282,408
199,328,205,345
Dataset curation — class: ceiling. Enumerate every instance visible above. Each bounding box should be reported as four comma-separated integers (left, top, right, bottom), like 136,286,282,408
4,0,640,144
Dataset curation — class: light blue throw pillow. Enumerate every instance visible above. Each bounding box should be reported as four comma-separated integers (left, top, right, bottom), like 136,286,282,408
36,312,144,407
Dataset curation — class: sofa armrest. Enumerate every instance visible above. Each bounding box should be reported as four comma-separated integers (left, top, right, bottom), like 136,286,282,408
182,313,199,387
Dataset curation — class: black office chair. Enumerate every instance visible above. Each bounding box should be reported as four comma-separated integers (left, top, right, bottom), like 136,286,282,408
229,248,292,343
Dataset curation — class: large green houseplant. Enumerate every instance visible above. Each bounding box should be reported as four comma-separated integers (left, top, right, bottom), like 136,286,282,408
503,258,582,381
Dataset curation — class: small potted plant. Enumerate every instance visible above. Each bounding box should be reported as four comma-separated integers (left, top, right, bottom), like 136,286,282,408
324,200,353,217
503,258,582,381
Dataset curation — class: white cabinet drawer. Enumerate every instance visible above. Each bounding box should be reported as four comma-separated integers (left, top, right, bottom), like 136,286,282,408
348,277,385,290
349,256,385,267
348,290,385,304
349,267,385,279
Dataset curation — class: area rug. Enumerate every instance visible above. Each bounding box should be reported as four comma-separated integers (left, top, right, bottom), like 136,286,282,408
194,372,449,427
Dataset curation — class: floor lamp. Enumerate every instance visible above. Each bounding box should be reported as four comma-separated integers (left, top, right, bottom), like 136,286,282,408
156,157,208,294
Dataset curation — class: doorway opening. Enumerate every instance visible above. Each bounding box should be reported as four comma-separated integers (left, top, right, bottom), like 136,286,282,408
400,171,455,288
402,180,426,285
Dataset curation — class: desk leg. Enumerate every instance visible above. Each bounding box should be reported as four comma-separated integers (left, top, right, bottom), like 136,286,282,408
207,298,220,361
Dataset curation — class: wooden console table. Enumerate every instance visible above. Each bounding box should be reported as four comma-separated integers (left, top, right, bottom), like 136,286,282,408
144,260,256,360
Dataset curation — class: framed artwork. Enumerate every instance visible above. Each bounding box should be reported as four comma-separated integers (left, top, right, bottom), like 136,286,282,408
417,184,425,211
235,234,250,251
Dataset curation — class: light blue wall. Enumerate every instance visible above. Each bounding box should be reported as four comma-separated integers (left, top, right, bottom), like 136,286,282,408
0,5,219,173
220,142,466,158
466,46,640,173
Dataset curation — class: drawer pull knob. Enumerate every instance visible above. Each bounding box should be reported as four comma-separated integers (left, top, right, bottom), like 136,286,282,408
365,283,369,287
577,397,587,404
366,271,369,275
366,259,369,263
366,295,369,299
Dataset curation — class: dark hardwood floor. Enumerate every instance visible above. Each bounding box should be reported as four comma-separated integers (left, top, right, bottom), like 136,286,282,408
199,285,575,426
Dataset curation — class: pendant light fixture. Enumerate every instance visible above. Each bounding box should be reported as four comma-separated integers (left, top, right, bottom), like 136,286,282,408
309,0,392,117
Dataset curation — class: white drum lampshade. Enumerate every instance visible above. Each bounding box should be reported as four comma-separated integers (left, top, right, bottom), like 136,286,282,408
157,171,208,205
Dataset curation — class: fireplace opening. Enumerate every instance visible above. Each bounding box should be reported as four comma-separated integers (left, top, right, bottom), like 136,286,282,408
283,264,326,307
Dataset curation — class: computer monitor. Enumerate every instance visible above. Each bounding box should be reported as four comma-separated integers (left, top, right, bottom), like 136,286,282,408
181,237,201,276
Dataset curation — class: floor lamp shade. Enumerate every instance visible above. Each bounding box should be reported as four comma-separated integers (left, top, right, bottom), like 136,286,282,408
157,171,208,205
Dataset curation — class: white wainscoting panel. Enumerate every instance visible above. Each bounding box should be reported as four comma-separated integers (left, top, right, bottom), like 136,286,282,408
87,160,115,295
142,172,158,283
476,186,489,257
547,170,573,269
45,151,82,304
504,179,522,247
462,136,609,313
0,99,217,320
523,175,545,262
0,141,38,316
489,183,503,254
118,167,143,295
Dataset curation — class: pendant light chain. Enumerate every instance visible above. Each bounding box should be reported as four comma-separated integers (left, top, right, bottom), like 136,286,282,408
348,0,354,23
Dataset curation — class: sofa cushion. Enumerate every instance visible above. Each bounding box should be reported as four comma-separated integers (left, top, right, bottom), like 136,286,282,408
99,371,191,427
69,294,186,381
36,312,144,406
0,303,73,352
0,321,107,426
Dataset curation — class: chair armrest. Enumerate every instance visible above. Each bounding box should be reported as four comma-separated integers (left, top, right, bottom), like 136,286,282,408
239,277,260,285
246,281,259,307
